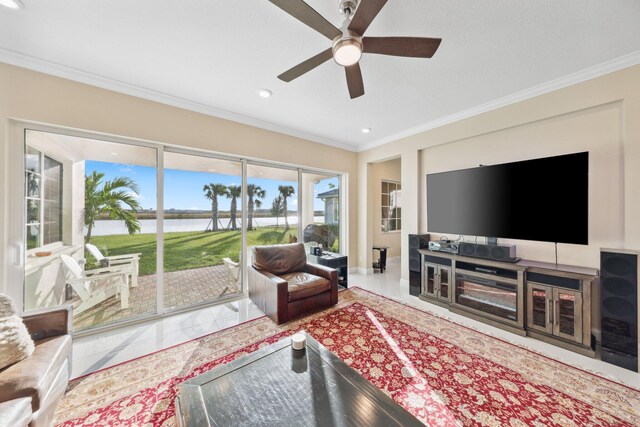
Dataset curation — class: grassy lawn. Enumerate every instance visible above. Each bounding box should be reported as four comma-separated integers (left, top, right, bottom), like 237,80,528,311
88,227,299,276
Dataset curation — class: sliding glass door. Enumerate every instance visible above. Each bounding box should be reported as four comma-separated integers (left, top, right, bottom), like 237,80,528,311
14,125,345,335
162,151,243,310
24,130,158,332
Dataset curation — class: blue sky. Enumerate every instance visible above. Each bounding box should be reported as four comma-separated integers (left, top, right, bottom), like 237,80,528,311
86,161,337,211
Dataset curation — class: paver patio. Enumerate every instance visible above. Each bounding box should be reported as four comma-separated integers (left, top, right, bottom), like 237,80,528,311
72,264,242,331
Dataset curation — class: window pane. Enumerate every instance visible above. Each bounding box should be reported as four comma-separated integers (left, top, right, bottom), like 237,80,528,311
27,199,40,224
82,151,158,331
43,156,63,245
396,219,402,230
26,172,40,197
25,147,40,173
382,181,389,194
390,189,400,209
381,219,389,232
163,152,243,310
26,225,40,250
381,194,389,207
301,173,341,254
381,207,389,219
246,164,298,248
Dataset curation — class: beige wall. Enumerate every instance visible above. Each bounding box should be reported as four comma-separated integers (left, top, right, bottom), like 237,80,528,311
357,64,640,360
0,63,358,295
357,65,640,281
370,158,402,260
421,102,623,266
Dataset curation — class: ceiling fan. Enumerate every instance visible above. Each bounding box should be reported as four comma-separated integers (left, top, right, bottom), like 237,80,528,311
269,0,442,99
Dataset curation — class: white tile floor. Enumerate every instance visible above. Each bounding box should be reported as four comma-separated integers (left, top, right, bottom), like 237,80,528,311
71,260,640,389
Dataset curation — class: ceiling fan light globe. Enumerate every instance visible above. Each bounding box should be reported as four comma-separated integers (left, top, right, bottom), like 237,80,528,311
333,39,362,66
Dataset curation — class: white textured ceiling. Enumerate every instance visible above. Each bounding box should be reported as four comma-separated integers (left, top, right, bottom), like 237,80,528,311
1,1,640,152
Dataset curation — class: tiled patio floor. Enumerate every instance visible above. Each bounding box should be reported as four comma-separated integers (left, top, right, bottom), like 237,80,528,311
72,264,242,331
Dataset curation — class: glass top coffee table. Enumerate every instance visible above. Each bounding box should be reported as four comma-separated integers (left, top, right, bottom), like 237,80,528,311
175,332,423,426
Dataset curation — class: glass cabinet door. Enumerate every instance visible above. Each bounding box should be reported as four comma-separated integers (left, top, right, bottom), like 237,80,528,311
424,264,436,296
438,267,451,301
527,284,553,334
553,288,582,343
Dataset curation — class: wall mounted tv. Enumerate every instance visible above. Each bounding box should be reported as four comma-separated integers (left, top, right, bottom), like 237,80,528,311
426,152,588,245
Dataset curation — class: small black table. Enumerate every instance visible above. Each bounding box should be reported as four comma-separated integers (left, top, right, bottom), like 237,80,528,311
372,246,388,273
308,252,348,288
175,332,422,427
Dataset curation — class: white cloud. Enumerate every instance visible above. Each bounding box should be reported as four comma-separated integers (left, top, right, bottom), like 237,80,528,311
119,164,134,174
126,191,144,201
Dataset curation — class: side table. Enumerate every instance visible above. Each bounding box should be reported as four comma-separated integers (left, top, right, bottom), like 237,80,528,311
308,252,348,288
372,246,388,273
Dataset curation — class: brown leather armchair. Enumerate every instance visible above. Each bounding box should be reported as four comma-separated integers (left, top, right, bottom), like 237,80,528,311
0,306,72,427
248,243,338,324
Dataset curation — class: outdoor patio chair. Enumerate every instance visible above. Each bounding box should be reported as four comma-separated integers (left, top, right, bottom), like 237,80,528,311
60,255,131,314
85,243,140,287
220,257,241,298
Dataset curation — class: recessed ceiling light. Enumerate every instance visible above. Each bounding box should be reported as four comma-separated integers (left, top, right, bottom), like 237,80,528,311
361,128,371,134
111,152,118,156
208,168,217,172
258,89,272,98
0,0,24,10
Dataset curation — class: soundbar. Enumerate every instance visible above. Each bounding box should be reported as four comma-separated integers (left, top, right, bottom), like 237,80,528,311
459,242,519,263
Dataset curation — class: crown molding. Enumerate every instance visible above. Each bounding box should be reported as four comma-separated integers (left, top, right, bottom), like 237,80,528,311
3,47,639,154
357,50,640,152
0,48,359,152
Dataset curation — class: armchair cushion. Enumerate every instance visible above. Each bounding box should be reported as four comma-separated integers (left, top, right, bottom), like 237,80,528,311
0,334,71,412
281,272,331,302
0,398,32,426
0,294,35,371
253,243,307,275
0,304,72,427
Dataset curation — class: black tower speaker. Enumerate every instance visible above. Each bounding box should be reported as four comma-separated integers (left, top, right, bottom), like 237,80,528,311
600,249,638,371
409,234,430,296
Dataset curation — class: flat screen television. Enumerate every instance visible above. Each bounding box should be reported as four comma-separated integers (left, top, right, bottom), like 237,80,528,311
426,152,588,245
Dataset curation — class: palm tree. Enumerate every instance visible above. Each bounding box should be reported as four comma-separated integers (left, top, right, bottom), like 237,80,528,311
203,183,228,232
278,185,295,230
271,195,284,228
84,171,141,243
247,184,266,231
225,185,242,230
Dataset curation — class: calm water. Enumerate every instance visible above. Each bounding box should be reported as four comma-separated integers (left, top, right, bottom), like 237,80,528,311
90,216,324,236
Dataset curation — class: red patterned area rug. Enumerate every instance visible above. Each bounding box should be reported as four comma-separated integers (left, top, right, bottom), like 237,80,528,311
55,288,639,426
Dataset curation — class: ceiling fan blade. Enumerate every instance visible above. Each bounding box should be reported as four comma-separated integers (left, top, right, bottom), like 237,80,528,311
345,63,364,99
363,36,442,58
269,0,341,40
348,0,388,35
278,48,333,82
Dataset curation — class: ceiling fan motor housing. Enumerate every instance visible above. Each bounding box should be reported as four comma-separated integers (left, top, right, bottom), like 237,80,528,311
338,0,358,16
